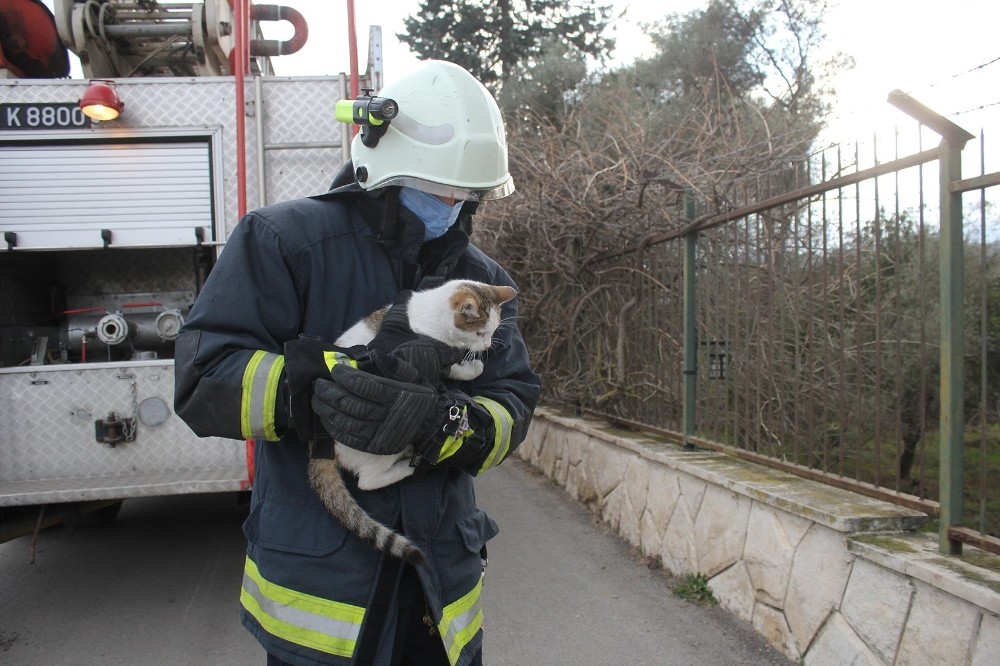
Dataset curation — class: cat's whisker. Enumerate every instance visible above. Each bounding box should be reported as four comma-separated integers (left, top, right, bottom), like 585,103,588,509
493,323,515,338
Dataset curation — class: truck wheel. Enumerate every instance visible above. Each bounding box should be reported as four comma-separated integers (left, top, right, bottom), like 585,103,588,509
57,500,124,527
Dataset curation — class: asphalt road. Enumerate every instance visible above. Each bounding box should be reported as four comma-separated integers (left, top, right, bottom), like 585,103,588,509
477,458,792,666
0,459,792,665
0,492,260,665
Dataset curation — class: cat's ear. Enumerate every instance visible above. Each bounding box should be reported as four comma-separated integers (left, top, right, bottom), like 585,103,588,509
460,300,478,317
494,285,517,305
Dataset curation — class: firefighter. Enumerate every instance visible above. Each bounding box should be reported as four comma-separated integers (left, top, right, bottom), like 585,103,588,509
173,59,540,666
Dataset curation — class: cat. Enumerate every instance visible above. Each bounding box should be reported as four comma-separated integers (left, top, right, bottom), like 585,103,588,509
307,279,517,565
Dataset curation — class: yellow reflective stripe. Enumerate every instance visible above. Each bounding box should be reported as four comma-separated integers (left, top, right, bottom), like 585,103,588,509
435,431,471,463
438,578,483,665
323,350,359,372
241,351,285,441
241,556,364,658
473,397,514,473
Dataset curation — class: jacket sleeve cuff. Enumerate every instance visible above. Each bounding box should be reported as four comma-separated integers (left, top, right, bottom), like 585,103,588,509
414,394,514,474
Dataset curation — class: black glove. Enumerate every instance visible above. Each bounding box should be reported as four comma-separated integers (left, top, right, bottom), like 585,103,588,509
367,290,466,383
311,355,440,455
284,337,366,443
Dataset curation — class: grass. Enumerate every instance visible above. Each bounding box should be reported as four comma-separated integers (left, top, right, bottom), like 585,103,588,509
672,573,718,606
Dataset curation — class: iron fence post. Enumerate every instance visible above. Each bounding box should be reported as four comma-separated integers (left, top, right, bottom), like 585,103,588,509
887,90,974,555
939,139,966,555
683,193,697,448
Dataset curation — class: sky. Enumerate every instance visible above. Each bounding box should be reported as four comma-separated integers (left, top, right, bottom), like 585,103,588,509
257,0,1000,148
44,1,1000,160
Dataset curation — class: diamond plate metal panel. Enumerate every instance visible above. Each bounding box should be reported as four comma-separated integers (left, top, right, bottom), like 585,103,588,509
263,79,347,145
0,360,246,505
260,78,350,204
266,149,346,203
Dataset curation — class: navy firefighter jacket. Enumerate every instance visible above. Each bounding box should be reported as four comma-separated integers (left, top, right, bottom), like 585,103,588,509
173,183,541,666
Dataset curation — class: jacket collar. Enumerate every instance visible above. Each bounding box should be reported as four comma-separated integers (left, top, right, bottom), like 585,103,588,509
416,225,470,289
315,162,471,288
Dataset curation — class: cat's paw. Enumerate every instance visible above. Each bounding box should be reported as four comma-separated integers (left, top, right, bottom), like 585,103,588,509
448,359,484,381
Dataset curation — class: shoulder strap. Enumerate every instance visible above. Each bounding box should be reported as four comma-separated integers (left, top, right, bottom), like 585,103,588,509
351,550,405,665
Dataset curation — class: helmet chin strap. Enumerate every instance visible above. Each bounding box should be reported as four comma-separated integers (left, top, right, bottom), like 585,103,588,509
375,187,402,243
459,201,478,235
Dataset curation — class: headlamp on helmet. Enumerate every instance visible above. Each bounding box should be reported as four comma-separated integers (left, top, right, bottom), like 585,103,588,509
335,89,399,148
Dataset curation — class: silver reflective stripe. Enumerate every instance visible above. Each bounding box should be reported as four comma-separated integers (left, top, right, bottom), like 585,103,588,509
240,567,363,658
439,580,483,665
242,573,362,641
241,351,284,441
391,112,455,145
474,397,513,473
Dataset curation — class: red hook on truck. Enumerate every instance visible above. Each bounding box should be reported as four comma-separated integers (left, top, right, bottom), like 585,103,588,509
250,4,309,56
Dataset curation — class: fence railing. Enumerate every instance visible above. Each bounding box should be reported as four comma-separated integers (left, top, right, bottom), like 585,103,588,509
579,95,999,556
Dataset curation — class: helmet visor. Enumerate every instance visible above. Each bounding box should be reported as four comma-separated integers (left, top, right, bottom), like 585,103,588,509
374,175,515,202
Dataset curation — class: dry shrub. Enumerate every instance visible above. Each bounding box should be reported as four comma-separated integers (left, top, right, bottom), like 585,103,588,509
476,78,816,410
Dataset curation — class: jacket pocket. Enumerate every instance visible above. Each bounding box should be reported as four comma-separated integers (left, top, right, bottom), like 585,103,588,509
456,508,499,554
244,496,348,556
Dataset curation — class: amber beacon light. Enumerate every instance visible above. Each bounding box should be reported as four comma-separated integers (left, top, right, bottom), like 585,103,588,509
79,80,124,121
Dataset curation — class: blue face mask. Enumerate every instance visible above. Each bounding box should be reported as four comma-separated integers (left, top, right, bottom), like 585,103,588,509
399,187,464,241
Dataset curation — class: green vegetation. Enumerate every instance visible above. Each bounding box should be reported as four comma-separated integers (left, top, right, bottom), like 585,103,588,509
398,0,614,93
672,573,718,606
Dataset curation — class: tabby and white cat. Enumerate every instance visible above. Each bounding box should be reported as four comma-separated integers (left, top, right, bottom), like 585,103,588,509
308,279,517,565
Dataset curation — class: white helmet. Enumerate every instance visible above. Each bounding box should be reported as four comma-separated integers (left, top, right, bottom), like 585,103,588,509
349,60,515,202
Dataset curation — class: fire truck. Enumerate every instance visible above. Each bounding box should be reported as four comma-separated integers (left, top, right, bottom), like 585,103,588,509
0,0,382,537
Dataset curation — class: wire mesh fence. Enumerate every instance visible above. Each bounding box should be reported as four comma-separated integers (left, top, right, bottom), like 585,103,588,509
569,129,998,550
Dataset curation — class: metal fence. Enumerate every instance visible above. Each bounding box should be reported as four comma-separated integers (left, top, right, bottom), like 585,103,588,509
578,97,999,556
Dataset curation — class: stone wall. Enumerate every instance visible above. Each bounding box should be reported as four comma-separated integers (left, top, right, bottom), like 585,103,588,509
518,407,1000,665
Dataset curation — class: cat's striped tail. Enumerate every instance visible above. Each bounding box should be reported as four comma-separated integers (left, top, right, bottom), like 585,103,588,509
308,458,426,566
